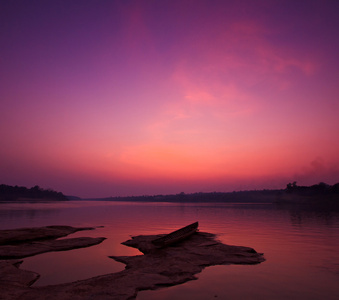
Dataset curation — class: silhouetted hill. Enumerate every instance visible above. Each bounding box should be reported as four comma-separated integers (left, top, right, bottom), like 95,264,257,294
0,184,68,201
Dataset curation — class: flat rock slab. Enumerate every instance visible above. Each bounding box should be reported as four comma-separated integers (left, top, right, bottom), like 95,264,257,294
0,225,95,245
0,225,106,299
0,226,106,259
0,236,106,259
1,229,265,300
0,260,40,286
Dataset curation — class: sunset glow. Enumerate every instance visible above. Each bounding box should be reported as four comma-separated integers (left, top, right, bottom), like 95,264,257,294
1,1,338,197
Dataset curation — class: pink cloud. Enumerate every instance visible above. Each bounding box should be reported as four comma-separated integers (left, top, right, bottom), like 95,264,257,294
171,19,318,102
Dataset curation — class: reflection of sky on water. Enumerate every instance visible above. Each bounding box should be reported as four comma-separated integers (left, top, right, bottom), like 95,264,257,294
0,207,61,229
0,201,339,299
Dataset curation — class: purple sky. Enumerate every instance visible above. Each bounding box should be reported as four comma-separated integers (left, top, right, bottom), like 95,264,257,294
1,0,338,198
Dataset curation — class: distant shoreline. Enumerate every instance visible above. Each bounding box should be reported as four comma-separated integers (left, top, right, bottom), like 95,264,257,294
1,182,338,206
83,182,339,207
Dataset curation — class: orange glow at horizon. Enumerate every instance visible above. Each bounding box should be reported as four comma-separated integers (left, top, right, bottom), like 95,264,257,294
1,1,338,197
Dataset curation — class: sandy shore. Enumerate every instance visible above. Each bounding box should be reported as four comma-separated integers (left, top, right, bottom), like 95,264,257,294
0,225,265,299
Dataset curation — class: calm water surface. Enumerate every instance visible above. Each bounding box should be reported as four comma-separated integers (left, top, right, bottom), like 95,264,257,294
0,200,338,299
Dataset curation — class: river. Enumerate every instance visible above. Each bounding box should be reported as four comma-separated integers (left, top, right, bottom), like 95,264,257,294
0,200,338,299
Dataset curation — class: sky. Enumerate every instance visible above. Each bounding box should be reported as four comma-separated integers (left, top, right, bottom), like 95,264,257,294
1,0,338,198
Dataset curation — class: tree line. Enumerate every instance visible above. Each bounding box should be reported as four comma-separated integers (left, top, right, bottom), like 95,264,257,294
95,182,339,203
0,184,67,201
286,182,339,195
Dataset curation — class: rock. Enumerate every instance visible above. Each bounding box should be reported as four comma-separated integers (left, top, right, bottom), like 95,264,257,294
0,225,95,245
0,260,39,286
0,227,265,300
0,225,106,299
107,231,265,293
0,226,106,259
0,236,107,259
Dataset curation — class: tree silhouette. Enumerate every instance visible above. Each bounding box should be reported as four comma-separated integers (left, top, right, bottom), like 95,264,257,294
0,184,67,201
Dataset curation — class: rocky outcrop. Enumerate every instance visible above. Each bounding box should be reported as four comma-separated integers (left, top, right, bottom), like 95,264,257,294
0,225,96,245
0,259,39,286
0,226,106,259
0,226,106,299
0,226,265,300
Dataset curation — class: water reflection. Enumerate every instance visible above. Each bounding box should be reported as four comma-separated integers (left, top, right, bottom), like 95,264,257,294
0,201,338,299
287,208,337,227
